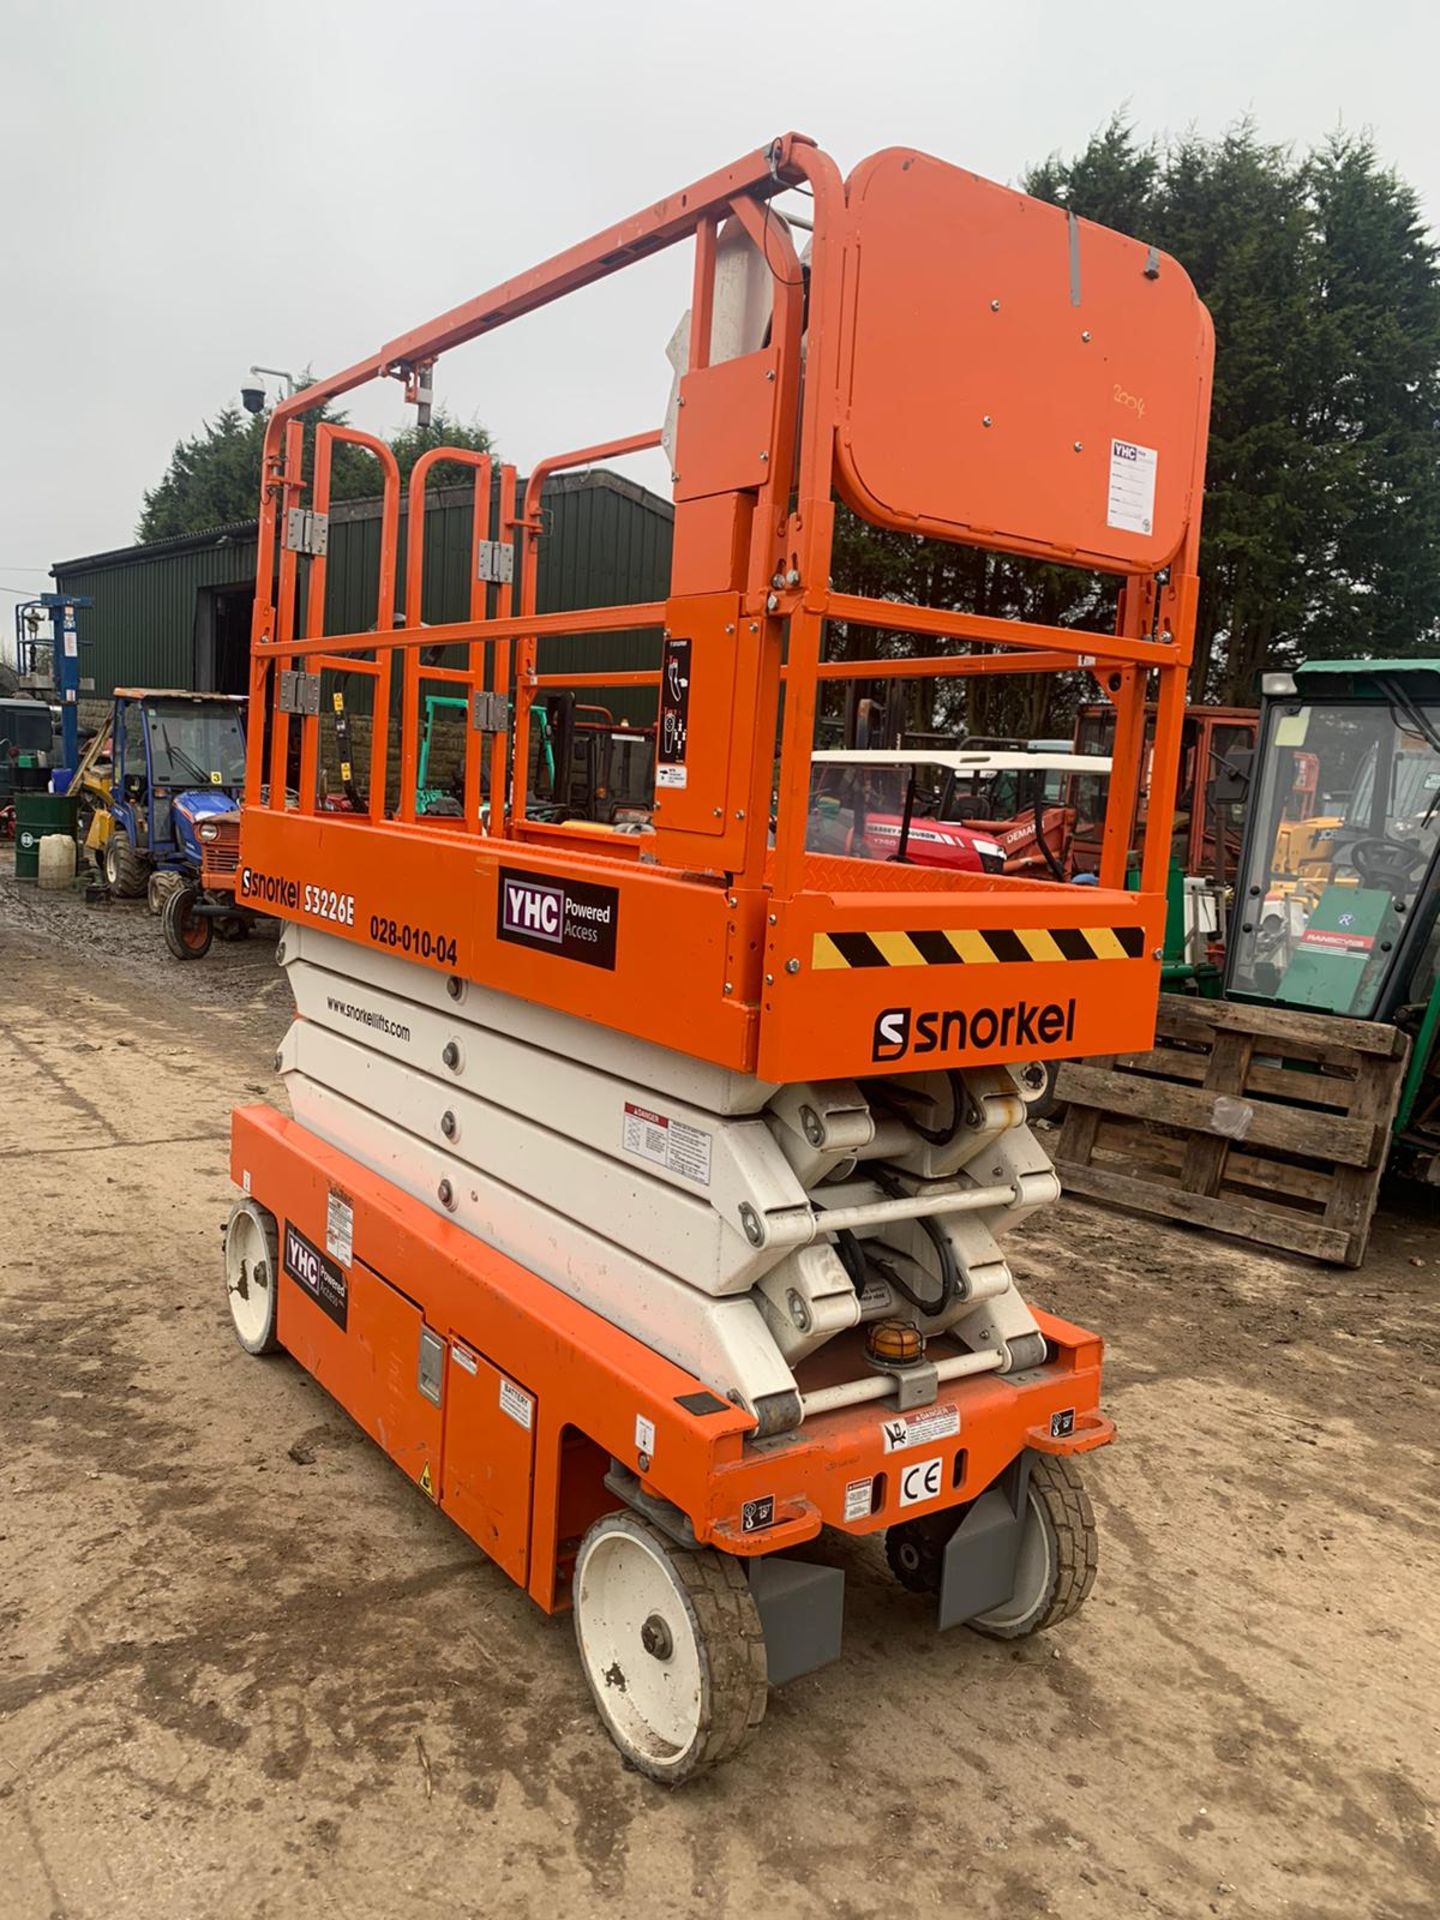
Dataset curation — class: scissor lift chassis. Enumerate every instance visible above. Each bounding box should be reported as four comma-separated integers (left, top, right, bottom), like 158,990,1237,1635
230,1107,1110,1623
224,134,1212,1778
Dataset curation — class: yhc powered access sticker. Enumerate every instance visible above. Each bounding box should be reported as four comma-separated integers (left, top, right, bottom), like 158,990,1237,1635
1106,437,1158,536
283,1221,349,1331
497,867,619,970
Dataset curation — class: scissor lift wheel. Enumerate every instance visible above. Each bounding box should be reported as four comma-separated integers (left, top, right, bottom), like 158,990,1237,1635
572,1513,768,1784
224,1198,282,1356
886,1453,1099,1640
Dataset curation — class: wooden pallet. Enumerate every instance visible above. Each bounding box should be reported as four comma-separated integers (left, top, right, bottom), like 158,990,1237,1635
1054,997,1410,1267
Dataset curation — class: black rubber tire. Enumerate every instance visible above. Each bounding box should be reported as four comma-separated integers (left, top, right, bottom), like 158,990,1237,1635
573,1514,768,1785
215,914,250,941
162,884,213,960
968,1454,1098,1640
147,870,182,915
104,835,149,898
1027,1058,1065,1123
885,1511,954,1595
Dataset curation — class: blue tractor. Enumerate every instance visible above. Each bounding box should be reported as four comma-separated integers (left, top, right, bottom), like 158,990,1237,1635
75,690,249,930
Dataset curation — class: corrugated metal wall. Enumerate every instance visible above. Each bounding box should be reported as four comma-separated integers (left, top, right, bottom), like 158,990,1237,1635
54,529,257,695
53,470,673,706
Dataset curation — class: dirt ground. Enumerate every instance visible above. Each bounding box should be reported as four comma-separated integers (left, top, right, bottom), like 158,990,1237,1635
1,859,1436,1920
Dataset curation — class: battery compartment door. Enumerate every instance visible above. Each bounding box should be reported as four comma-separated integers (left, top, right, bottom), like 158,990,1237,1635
440,1342,536,1586
277,1237,444,1498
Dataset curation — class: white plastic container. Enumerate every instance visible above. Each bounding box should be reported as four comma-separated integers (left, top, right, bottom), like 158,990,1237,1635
38,834,77,890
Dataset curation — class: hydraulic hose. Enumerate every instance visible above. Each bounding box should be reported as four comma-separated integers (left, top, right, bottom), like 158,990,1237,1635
869,1068,969,1147
833,1169,964,1318
834,1227,869,1296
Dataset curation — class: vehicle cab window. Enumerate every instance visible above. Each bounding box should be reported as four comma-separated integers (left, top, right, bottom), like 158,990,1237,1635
120,703,147,795
1229,692,1440,1018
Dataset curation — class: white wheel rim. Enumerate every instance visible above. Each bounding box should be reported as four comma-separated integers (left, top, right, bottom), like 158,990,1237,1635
226,1207,274,1348
575,1524,705,1769
972,1485,1055,1631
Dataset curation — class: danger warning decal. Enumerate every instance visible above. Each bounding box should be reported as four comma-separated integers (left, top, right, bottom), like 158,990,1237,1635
622,1101,713,1185
881,1403,960,1453
283,1221,348,1330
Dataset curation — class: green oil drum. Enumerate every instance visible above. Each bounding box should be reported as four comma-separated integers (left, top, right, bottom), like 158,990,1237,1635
14,791,79,882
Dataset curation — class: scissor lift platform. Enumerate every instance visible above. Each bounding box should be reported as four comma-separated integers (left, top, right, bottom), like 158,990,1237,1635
239,809,1162,1080
223,133,1211,1780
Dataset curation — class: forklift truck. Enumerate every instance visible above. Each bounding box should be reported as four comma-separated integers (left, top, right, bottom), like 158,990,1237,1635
530,692,654,827
222,135,1213,1780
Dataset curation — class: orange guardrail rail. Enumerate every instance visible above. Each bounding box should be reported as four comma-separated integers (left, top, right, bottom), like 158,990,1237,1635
240,134,1213,1085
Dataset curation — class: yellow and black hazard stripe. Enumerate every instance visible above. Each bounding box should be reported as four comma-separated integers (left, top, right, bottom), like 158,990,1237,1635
811,925,1147,969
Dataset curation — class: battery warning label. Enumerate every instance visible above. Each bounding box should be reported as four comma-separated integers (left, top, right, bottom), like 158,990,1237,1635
1106,437,1158,536
622,1101,713,1186
499,1377,534,1430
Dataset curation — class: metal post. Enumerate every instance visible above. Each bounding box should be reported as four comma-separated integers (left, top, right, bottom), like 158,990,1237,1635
56,600,80,770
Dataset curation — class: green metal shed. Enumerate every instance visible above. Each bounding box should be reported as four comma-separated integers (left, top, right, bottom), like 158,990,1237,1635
51,468,673,720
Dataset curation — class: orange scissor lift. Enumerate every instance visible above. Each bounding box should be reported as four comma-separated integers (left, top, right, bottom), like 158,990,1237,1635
224,135,1212,1781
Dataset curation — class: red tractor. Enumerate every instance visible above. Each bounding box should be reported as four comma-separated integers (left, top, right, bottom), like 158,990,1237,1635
807,748,1112,877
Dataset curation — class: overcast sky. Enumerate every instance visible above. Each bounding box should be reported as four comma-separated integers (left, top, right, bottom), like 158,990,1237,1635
2,0,1435,656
